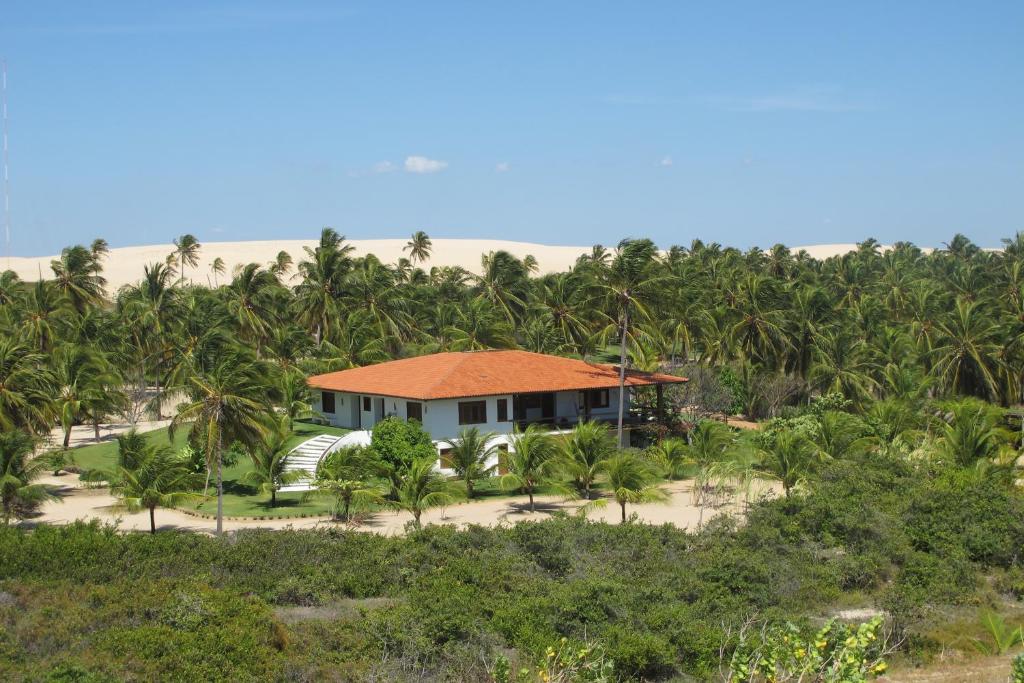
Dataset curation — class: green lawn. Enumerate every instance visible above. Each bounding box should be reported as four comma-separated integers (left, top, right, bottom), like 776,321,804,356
69,427,191,473
69,420,351,519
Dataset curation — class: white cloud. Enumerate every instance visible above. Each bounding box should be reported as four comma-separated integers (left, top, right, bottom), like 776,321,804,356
495,162,510,173
699,86,871,113
404,156,448,174
660,156,673,167
372,160,396,174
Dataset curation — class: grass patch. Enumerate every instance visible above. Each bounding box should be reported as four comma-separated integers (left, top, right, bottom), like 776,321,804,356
68,427,190,472
70,421,351,519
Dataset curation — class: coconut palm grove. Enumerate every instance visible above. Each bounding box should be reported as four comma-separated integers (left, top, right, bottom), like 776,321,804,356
3,230,1024,681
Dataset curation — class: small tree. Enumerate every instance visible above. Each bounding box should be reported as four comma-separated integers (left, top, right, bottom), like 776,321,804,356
315,446,385,522
394,458,452,529
444,427,498,498
0,431,54,523
757,430,823,498
240,414,308,506
369,417,436,474
500,425,563,512
109,441,203,534
172,234,201,285
601,450,667,522
559,420,615,498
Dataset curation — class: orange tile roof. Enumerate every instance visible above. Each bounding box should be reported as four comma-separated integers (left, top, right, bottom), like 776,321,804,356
307,350,687,400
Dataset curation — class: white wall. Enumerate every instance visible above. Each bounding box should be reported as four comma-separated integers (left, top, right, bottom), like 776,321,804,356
314,387,628,433
421,394,515,441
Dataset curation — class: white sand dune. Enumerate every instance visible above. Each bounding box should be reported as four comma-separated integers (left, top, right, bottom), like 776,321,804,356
7,238,929,292
7,238,592,292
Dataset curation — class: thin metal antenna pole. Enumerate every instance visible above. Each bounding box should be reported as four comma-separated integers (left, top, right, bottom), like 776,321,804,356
2,59,9,269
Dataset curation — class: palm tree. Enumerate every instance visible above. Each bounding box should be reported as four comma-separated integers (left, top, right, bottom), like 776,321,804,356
210,257,226,287
120,262,180,418
445,427,498,498
814,411,870,459
559,420,615,498
240,414,308,506
225,263,280,345
295,228,354,345
22,280,66,353
935,399,1015,470
0,339,54,436
599,239,670,445
50,245,106,312
315,446,385,522
394,458,453,529
757,431,823,498
404,231,433,264
173,234,201,285
53,344,124,448
930,299,1004,401
648,437,691,479
0,431,54,523
809,329,879,408
170,350,278,534
447,298,515,350
600,450,667,522
500,425,562,512
476,250,530,324
270,251,293,279
109,440,202,533
279,368,314,428
90,238,110,259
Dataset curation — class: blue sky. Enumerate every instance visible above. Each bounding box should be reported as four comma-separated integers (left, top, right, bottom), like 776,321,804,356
1,1,1022,255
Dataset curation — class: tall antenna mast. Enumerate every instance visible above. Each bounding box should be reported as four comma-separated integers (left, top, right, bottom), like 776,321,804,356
2,59,9,268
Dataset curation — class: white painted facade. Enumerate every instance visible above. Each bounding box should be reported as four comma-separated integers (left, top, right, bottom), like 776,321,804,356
313,389,624,439
312,388,626,473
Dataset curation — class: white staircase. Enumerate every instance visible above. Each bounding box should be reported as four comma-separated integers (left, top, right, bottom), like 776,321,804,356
278,430,373,493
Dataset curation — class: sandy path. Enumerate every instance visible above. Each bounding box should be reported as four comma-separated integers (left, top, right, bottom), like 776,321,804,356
29,476,777,536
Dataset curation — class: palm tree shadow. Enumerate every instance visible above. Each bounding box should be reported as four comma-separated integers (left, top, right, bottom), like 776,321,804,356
499,500,574,517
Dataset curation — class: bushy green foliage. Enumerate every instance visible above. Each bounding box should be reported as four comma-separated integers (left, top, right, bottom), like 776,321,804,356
368,417,436,471
728,617,888,682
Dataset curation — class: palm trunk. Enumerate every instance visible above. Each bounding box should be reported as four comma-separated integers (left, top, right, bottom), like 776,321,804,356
620,501,627,523
93,417,101,442
63,426,72,450
528,489,535,512
271,488,276,506
342,497,351,522
216,435,224,536
154,372,162,420
149,506,156,534
466,477,474,499
617,309,629,447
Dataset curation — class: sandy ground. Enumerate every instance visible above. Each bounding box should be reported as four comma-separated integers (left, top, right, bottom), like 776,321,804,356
6,238,919,292
42,417,173,452
27,472,778,536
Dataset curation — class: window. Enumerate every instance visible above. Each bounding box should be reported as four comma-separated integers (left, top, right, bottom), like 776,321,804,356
458,400,487,425
588,389,610,409
406,401,423,422
497,398,509,422
321,391,336,414
362,396,371,411
439,448,453,469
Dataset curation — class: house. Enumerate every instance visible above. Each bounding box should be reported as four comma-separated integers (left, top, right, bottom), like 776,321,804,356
306,350,686,472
